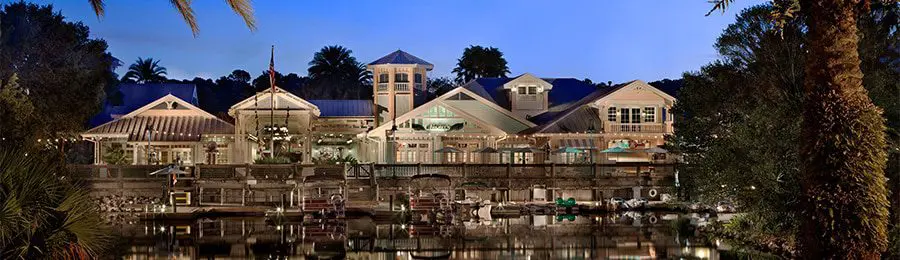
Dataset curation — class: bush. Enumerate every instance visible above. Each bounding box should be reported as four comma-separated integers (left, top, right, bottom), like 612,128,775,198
254,156,292,164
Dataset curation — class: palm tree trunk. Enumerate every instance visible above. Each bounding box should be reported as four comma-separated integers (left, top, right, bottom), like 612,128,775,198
798,0,890,258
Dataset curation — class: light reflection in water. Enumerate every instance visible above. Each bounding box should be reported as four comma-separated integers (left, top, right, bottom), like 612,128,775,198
113,214,722,259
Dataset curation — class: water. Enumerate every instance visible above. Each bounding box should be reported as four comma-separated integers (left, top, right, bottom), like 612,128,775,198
110,214,727,259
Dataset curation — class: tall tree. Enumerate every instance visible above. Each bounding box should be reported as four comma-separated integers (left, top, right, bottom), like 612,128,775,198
0,74,36,149
306,45,371,99
88,0,256,37
452,45,510,84
122,57,168,83
0,2,113,140
707,1,893,257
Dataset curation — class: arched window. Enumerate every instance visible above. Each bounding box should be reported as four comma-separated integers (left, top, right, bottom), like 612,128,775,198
607,107,617,121
378,73,389,83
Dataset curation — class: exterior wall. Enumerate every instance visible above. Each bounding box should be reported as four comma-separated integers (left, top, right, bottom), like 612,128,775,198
370,65,429,126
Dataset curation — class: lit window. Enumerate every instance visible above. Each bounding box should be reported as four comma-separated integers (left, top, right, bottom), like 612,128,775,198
643,107,655,122
607,107,617,122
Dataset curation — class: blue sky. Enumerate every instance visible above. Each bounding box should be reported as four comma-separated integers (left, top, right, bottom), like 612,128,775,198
24,0,763,83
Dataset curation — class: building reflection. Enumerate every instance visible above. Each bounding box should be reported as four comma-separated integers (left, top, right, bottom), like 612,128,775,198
116,214,718,259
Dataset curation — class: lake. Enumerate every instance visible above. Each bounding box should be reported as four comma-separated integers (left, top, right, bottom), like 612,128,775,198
108,213,748,259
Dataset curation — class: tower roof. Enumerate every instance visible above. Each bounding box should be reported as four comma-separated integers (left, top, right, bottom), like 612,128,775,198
368,50,433,69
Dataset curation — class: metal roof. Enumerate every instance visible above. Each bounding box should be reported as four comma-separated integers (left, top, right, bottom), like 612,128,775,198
308,100,373,117
89,83,198,127
84,115,234,142
367,50,433,67
462,76,599,110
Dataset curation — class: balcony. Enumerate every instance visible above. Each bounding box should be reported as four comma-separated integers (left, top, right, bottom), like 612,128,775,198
377,83,388,92
607,123,665,133
394,82,410,92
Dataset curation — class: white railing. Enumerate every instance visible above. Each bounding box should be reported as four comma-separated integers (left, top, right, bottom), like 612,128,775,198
607,123,664,133
377,83,388,92
394,82,410,92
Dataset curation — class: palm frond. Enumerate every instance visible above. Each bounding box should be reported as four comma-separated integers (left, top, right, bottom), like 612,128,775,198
169,0,199,36
226,0,257,31
89,0,105,18
706,0,735,16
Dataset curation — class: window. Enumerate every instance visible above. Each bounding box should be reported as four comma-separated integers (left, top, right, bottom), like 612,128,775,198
395,73,409,82
643,107,655,122
527,86,537,94
662,108,667,122
631,108,641,123
620,108,630,123
518,87,526,93
414,73,423,83
607,107,617,122
378,74,389,83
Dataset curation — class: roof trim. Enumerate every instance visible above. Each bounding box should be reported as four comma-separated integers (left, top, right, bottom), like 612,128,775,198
362,86,536,137
228,87,321,117
121,94,219,119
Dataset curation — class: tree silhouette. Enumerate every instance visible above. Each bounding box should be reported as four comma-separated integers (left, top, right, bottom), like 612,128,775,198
122,57,167,83
452,45,510,84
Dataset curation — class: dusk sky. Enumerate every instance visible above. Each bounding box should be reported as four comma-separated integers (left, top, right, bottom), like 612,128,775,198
30,0,763,83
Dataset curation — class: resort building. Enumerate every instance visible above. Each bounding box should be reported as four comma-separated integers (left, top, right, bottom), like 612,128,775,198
81,50,676,166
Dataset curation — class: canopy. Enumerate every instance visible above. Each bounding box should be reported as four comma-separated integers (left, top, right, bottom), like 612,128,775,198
559,139,597,149
554,147,586,153
500,147,545,153
600,147,629,153
642,147,668,153
149,165,188,176
472,147,499,153
433,146,463,153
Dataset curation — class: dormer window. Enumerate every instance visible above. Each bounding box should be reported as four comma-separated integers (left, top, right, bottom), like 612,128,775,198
395,73,409,82
516,86,539,101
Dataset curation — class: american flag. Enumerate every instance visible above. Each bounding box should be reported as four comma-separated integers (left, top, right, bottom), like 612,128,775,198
269,45,275,93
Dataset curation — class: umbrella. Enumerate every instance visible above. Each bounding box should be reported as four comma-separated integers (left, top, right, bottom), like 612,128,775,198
149,164,187,176
554,147,586,153
433,146,463,153
600,146,630,162
600,147,629,153
642,147,668,153
472,147,499,153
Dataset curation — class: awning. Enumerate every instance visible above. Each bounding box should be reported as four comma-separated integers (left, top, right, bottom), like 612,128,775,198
559,139,596,149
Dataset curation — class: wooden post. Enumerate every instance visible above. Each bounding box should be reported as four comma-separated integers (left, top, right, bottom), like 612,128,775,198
220,188,225,205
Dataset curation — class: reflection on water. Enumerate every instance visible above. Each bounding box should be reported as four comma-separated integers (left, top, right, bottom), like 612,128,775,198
113,213,722,259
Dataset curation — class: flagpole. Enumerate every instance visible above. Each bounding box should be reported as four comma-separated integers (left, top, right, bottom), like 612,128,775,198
269,45,276,157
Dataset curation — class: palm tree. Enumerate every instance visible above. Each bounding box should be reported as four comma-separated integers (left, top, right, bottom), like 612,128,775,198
88,0,255,37
307,45,372,99
710,0,890,258
0,149,110,258
122,58,167,83
452,45,510,84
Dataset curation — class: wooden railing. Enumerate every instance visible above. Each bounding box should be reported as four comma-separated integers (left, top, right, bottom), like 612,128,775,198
67,163,676,181
606,123,665,133
394,82,410,92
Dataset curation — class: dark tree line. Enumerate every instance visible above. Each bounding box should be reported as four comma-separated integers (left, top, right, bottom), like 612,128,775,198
674,3,900,257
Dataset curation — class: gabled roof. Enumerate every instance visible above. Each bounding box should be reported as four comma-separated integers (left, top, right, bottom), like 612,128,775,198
523,80,676,134
83,94,233,142
461,75,598,110
308,100,373,117
229,87,321,117
362,86,536,137
89,83,198,127
367,50,434,69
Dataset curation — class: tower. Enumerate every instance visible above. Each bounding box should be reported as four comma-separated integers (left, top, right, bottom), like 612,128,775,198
367,50,433,126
